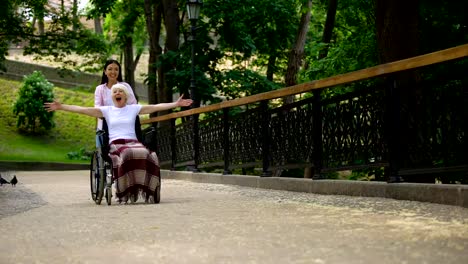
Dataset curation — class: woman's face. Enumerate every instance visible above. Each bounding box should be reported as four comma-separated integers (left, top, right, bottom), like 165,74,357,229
112,88,127,107
105,63,120,83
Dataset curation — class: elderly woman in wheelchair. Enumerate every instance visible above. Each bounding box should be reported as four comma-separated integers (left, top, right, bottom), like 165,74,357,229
91,115,146,205
45,84,193,205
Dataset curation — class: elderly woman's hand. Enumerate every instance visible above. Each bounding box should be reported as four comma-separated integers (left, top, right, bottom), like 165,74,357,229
176,95,193,107
44,101,62,112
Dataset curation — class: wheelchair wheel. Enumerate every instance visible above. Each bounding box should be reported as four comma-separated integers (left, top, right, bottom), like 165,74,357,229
104,158,113,206
154,184,161,204
130,192,138,203
105,186,112,205
90,151,105,205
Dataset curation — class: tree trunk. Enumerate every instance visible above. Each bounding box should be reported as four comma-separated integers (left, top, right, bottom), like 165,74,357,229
282,0,313,178
72,0,78,31
266,54,276,81
144,0,163,110
121,0,141,101
32,3,45,35
162,0,180,53
61,0,65,17
376,0,428,182
123,37,136,98
319,0,337,59
38,18,45,35
283,0,312,104
160,0,180,116
94,17,103,34
31,17,36,31
376,0,419,63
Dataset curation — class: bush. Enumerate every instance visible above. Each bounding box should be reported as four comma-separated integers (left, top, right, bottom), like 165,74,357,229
13,71,55,134
67,148,93,161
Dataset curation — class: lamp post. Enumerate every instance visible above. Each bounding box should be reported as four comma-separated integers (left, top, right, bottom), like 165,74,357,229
186,0,202,105
186,0,202,172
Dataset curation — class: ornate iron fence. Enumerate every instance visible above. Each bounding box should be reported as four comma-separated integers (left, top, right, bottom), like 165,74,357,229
142,45,468,183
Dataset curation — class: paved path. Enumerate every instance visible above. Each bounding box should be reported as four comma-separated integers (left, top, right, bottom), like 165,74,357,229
1,171,467,264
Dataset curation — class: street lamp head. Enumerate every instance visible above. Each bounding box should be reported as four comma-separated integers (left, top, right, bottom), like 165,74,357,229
187,0,203,21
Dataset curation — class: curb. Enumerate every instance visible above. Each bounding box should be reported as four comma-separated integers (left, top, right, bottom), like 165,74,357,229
0,161,88,171
161,170,468,208
2,161,466,208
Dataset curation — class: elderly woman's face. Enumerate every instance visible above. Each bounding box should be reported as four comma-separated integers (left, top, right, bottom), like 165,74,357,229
112,88,127,106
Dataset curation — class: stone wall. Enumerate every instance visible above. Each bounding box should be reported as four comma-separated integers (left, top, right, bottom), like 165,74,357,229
0,59,148,101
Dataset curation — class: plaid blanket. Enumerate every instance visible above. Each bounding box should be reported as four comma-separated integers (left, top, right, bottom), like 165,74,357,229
109,139,160,203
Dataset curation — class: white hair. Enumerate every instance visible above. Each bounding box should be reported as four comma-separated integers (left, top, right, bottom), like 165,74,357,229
110,83,129,102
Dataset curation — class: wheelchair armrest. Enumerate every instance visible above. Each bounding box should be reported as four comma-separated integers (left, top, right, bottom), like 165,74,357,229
142,126,157,151
96,130,109,147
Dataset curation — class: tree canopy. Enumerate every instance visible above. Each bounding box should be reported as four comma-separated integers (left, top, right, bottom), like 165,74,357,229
2,0,467,105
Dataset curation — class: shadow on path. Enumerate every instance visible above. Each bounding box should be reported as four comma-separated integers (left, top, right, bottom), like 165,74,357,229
0,183,47,219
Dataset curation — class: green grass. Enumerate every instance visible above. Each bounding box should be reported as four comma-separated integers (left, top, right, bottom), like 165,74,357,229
0,77,96,163
0,77,187,164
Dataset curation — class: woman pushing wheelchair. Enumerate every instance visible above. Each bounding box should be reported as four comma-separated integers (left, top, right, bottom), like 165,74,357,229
45,84,193,203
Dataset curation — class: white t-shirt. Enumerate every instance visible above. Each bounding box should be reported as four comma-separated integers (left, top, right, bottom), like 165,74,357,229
99,104,142,143
94,82,138,130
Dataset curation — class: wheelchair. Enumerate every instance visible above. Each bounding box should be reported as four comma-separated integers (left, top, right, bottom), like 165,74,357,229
89,116,160,205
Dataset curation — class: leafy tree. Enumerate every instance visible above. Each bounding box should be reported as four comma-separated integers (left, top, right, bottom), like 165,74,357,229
102,0,147,95
24,14,111,72
159,0,182,113
30,0,47,35
301,0,378,83
419,0,468,53
13,71,55,134
142,0,163,107
0,0,110,73
155,0,300,108
0,0,34,71
204,0,300,80
283,0,313,105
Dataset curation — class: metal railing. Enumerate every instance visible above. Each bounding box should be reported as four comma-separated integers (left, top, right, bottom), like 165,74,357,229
142,44,468,183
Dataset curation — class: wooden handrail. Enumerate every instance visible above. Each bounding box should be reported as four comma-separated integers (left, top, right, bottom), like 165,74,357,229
141,43,468,124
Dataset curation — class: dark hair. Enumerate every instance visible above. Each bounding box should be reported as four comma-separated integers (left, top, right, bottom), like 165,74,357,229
100,59,123,84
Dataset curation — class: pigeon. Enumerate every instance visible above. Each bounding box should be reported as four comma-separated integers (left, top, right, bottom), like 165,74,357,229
0,176,10,186
10,175,18,186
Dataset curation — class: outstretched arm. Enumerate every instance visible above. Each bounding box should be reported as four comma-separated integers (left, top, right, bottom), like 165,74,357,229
44,101,103,118
139,95,193,115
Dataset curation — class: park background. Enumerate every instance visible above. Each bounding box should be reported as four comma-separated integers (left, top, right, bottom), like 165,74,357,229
0,0,466,181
